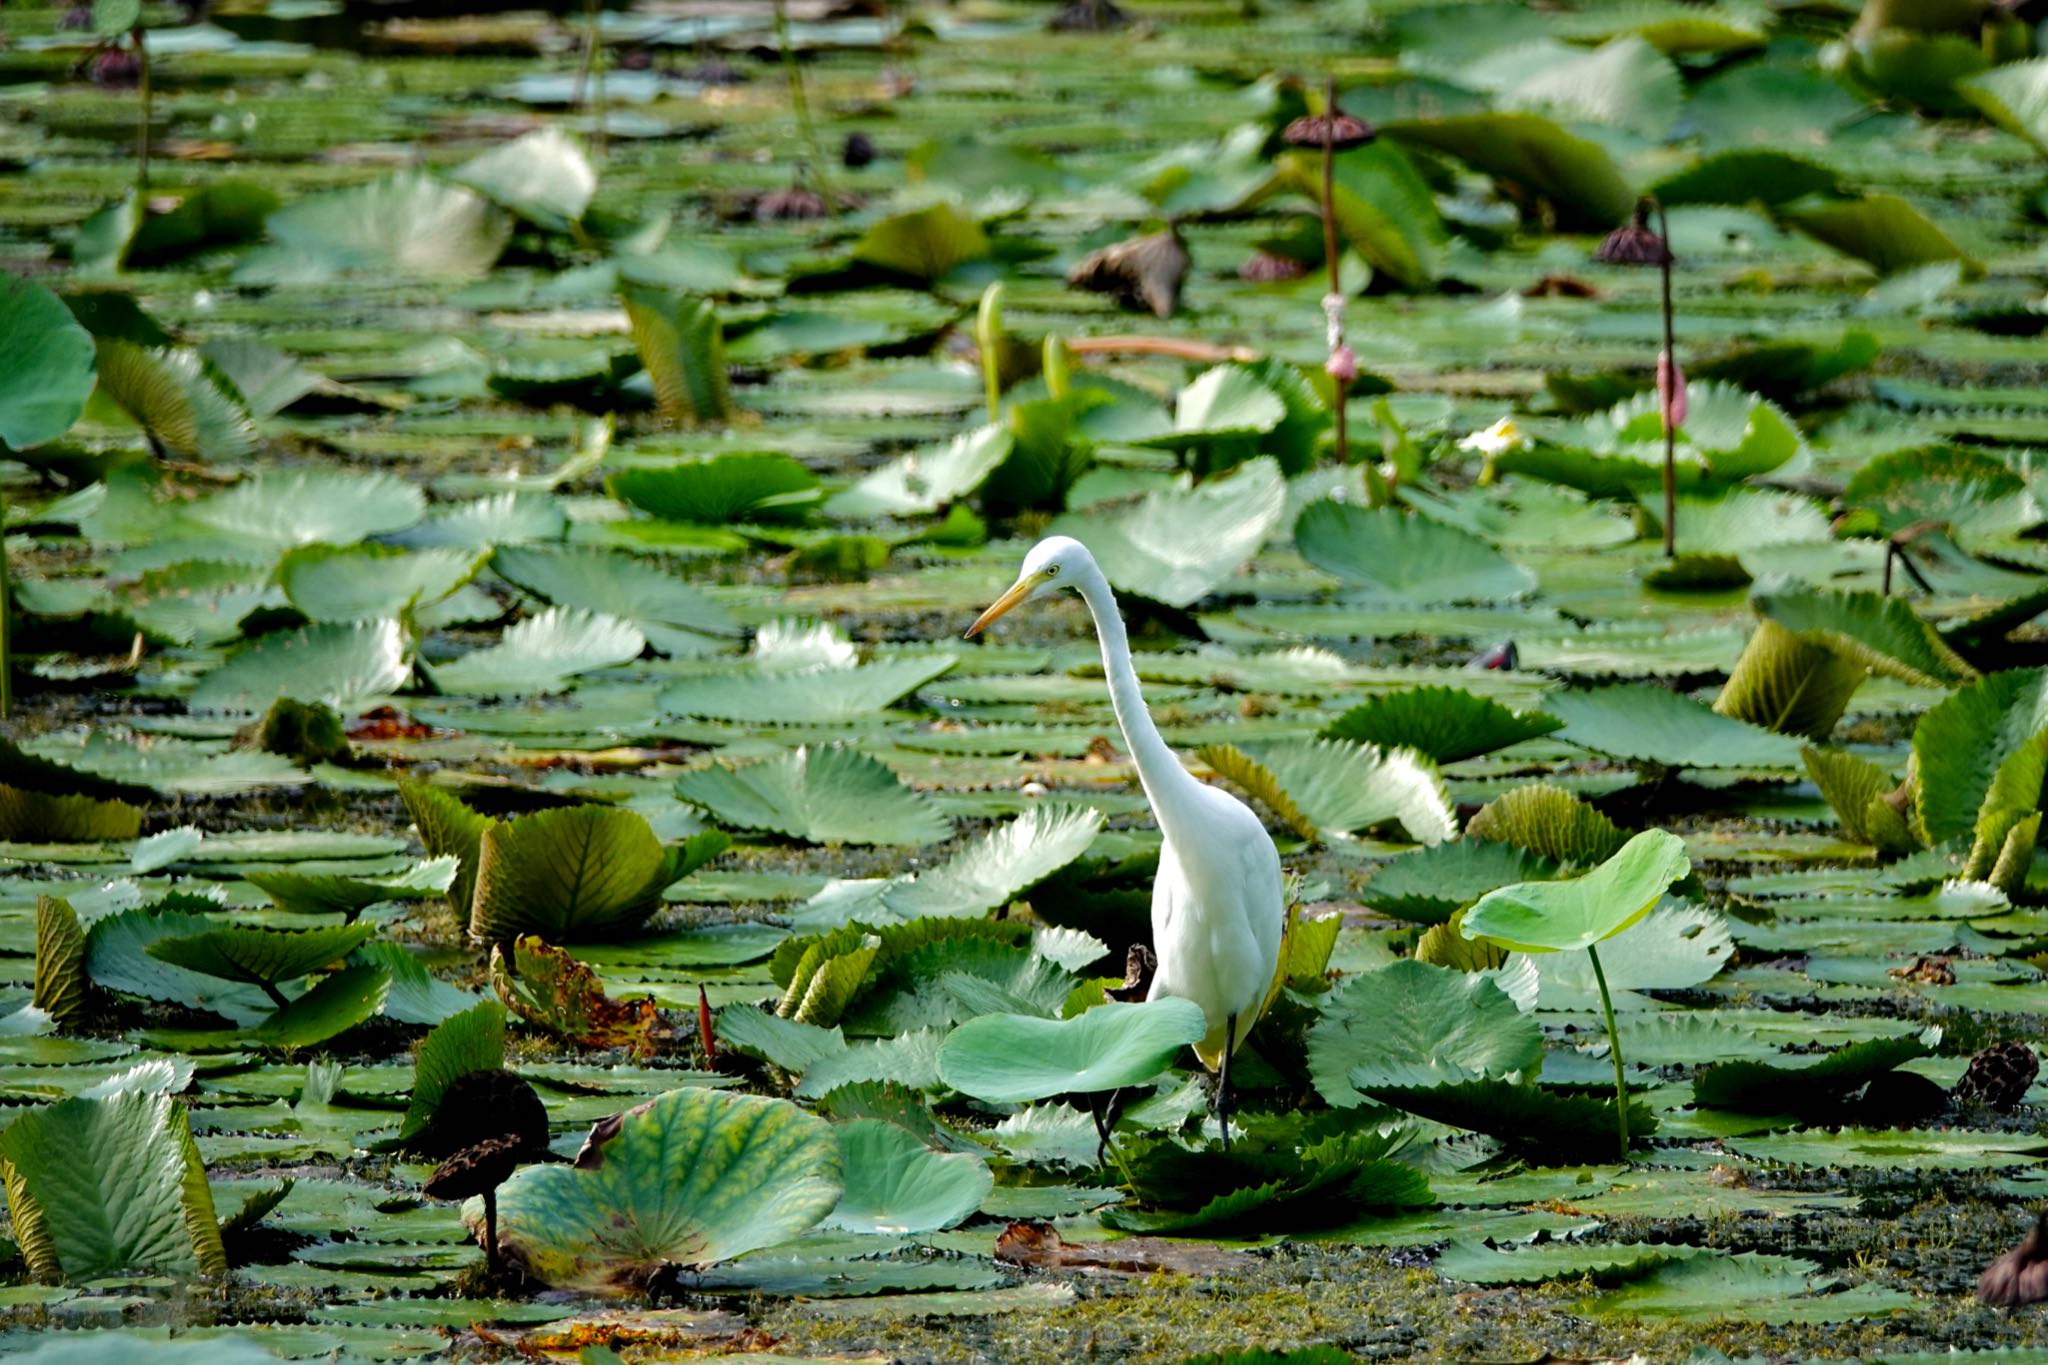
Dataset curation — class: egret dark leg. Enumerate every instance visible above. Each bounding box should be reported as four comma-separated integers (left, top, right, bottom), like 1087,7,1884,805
1216,1014,1238,1152
1094,1087,1126,1165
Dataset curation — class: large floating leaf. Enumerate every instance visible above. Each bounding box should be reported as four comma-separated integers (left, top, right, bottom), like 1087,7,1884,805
608,453,820,523
619,279,732,424
826,424,1014,520
0,275,96,450
234,172,511,284
0,1091,226,1282
850,202,990,285
278,545,482,623
1694,1035,1933,1116
796,803,1104,929
249,962,392,1049
1383,112,1635,228
1364,1077,1657,1162
489,1087,841,1291
1276,143,1445,291
1323,686,1561,763
937,998,1208,1102
1547,684,1805,770
187,620,411,714
675,746,951,847
146,922,375,996
492,544,737,651
469,804,684,943
1780,193,1978,279
1650,150,1841,208
181,470,428,553
1307,960,1542,1107
1912,667,2048,846
243,861,452,922
1464,829,1690,955
1047,457,1284,608
1296,500,1535,604
1438,1239,1702,1287
84,906,275,1026
428,608,644,696
1844,444,2037,544
661,655,953,724
823,1119,992,1235
451,127,596,230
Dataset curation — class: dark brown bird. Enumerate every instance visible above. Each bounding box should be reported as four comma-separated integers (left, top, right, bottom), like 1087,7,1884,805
416,1068,550,1159
1980,1212,2048,1306
425,1133,525,1272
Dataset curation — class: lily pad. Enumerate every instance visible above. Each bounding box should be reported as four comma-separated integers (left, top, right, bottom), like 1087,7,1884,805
937,998,1207,1103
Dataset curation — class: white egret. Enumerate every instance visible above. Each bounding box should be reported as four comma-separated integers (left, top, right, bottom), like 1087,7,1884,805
965,536,1284,1144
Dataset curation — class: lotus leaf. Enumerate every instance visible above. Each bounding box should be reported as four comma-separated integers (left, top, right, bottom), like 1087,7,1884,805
234,172,511,283
1307,960,1542,1108
937,998,1208,1102
1322,686,1561,763
1911,668,2048,847
486,1087,842,1291
187,620,412,715
451,128,595,230
675,746,950,847
796,803,1104,928
1296,500,1535,604
147,922,377,1001
1465,783,1630,866
1047,457,1286,608
400,1000,506,1143
278,545,483,623
0,275,96,451
1464,829,1690,955
1362,840,1561,925
1383,112,1634,228
427,608,645,697
850,202,990,284
823,1119,992,1235
92,341,255,462
249,963,392,1048
1548,684,1805,770
608,453,820,524
469,803,683,943
620,279,731,424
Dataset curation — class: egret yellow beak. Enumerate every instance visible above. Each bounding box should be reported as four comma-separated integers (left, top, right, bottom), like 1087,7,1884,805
964,579,1033,639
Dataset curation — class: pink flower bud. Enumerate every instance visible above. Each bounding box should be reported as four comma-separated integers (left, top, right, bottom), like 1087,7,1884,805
1657,351,1686,431
1325,346,1358,384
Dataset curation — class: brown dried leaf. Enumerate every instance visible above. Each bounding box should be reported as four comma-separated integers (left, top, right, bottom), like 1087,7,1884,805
491,935,664,1057
994,1221,1250,1276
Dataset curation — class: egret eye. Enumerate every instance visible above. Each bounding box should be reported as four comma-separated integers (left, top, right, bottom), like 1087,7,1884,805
1045,564,1060,577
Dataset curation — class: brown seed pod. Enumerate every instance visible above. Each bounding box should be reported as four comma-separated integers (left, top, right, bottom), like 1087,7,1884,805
1240,250,1310,283
1595,201,1671,267
1281,109,1375,152
1066,229,1188,319
1953,1040,2040,1112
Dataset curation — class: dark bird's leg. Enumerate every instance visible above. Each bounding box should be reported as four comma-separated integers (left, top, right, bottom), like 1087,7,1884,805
1216,1014,1238,1153
1094,1087,1126,1166
483,1188,499,1272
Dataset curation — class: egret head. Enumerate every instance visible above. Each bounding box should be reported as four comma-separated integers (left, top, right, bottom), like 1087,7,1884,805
964,536,1091,638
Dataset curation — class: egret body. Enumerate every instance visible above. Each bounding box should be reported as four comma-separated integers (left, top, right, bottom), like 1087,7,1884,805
966,536,1284,1136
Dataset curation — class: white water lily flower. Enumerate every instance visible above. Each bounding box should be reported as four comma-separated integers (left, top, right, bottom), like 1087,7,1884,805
1458,416,1526,458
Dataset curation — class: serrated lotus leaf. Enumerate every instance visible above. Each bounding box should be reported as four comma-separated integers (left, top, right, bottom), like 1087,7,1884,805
491,544,738,640
938,998,1208,1102
1437,1239,1704,1287
1465,783,1629,866
1962,56,2048,152
1912,668,2048,846
1759,587,1970,682
244,860,452,923
235,172,510,283
823,1119,992,1235
779,935,880,1028
1519,902,1733,1005
1781,192,1978,279
1551,683,1804,770
1139,366,1284,444
1801,746,1916,852
1716,618,1868,741
608,453,820,524
249,963,392,1049
450,127,595,230
674,745,951,847
1364,841,1563,925
279,544,484,623
1296,499,1536,604
1989,810,2040,897
187,619,411,715
619,279,731,424
400,781,498,917
181,470,428,553
0,1091,226,1282
491,937,661,1056
1416,910,1507,972
795,803,1104,929
661,656,954,724
93,340,255,462
147,921,377,988
1464,829,1689,955
850,202,990,284
1307,959,1542,1108
469,804,678,943
0,274,96,451
1323,686,1562,763
400,1000,506,1142
1383,111,1634,229
715,1005,846,1075
33,897,88,1027
1363,1076,1657,1162
0,785,144,843
826,424,1013,519
1694,1035,1933,1115
772,917,1030,992
83,907,275,1026
486,1087,842,1291
1047,457,1286,609
1196,743,1316,841
1221,738,1456,846
1843,444,2036,543
429,607,645,697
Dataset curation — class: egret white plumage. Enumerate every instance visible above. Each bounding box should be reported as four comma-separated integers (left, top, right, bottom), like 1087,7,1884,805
965,536,1284,1145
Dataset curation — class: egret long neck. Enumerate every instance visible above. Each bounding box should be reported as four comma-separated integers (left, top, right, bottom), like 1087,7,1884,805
1076,566,1205,831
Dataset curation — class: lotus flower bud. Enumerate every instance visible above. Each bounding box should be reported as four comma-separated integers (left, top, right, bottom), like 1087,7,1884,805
1657,350,1686,431
1325,346,1358,383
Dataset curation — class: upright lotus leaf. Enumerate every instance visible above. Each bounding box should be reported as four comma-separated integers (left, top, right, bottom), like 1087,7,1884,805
451,127,596,230
1322,687,1562,764
1203,739,1456,846
491,936,660,1056
826,425,1014,520
146,922,377,1007
1468,35,1681,135
1275,143,1445,291
1547,684,1805,771
0,1091,226,1283
1802,746,1916,854
1961,56,2048,154
1911,668,2048,847
1138,367,1284,448
469,804,681,944
675,746,951,847
850,202,991,285
1843,445,2036,543
234,172,512,284
487,1088,842,1291
1464,829,1690,956
797,803,1105,929
187,620,412,715
400,781,499,917
1781,193,1977,279
619,279,731,424
608,453,820,525
1465,783,1630,867
33,897,88,1027
1715,619,1869,742
92,341,256,462
1382,111,1635,228
0,275,97,451
427,608,646,697
400,1000,507,1143
1650,149,1842,208
244,860,454,923
1416,911,1508,973
824,1119,993,1235
1363,841,1562,925
1296,500,1536,604
250,963,392,1049
937,998,1209,1103
1307,960,1543,1108
1047,457,1286,609
1984,810,2040,897
777,930,882,1027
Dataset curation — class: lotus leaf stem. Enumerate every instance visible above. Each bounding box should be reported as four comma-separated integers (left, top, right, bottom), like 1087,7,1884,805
1586,941,1629,1162
774,0,833,212
1655,196,1675,560
132,25,150,189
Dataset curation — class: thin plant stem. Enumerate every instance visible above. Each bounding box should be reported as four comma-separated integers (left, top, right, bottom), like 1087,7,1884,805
774,0,832,211
1320,77,1348,471
1062,335,1256,363
575,0,605,158
1587,942,1629,1162
132,25,151,189
1,487,12,719
1655,197,1675,560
